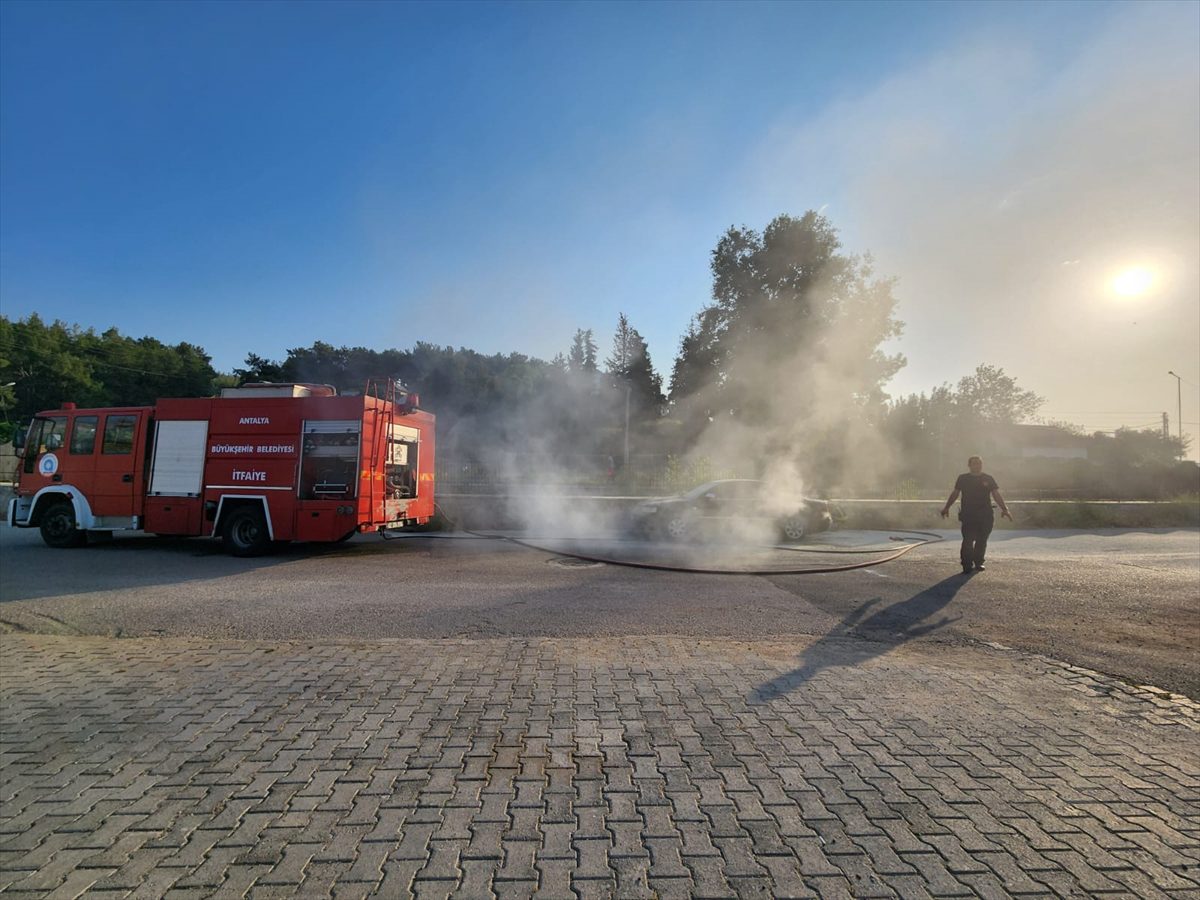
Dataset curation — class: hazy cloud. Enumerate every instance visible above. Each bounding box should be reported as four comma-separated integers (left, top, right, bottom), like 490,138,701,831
743,3,1199,453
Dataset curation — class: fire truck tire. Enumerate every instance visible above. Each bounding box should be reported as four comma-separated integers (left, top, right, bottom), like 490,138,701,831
40,501,86,549
222,507,271,557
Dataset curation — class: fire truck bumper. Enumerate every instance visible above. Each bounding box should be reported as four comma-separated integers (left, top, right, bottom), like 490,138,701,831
379,520,413,531
7,495,31,527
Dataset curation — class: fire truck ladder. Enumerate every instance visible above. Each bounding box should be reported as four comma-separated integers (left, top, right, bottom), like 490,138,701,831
364,377,400,524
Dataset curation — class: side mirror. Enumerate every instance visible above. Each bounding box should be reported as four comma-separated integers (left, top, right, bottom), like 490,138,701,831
45,433,63,451
704,492,717,502
13,427,27,450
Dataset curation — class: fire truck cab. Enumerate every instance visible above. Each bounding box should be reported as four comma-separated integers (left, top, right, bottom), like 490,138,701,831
8,381,435,556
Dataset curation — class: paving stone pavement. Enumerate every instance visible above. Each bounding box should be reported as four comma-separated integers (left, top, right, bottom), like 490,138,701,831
1,632,1198,899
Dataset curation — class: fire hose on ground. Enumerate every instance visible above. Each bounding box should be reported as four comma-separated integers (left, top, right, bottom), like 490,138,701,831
376,504,945,576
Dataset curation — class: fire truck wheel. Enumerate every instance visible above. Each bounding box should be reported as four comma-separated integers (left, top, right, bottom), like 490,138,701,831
40,501,86,549
222,507,271,557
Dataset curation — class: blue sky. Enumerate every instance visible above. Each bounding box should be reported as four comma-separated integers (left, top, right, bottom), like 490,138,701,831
2,1,1197,453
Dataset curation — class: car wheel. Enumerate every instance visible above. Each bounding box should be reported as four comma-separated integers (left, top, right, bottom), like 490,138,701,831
222,507,272,557
779,515,807,542
662,512,694,541
39,501,86,548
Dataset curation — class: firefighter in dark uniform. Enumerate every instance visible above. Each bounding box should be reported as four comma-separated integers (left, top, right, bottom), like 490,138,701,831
940,455,1011,573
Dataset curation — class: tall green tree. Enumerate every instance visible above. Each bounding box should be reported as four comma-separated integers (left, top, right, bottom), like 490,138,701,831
668,212,905,477
952,364,1043,424
668,307,724,407
605,314,637,375
606,313,664,418
567,329,598,375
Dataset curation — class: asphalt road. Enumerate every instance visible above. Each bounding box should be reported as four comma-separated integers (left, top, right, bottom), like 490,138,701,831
1,524,1197,697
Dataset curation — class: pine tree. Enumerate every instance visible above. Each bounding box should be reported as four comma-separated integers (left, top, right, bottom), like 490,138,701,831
567,329,598,375
605,313,664,417
605,314,636,376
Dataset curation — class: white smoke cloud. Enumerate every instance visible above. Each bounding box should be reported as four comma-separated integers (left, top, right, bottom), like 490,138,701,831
740,3,1200,455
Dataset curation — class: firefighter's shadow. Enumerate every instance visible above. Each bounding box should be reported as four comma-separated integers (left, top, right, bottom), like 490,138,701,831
749,574,968,704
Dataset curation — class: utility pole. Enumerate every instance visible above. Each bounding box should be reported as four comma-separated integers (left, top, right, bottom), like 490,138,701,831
623,382,631,470
1167,371,1182,445
1162,412,1169,439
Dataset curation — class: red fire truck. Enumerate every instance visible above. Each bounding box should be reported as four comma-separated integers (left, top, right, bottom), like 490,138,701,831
7,380,435,556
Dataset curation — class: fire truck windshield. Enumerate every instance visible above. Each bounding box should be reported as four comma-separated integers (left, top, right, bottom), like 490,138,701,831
22,416,67,474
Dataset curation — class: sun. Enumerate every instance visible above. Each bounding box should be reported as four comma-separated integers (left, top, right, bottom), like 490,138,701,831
1111,266,1155,297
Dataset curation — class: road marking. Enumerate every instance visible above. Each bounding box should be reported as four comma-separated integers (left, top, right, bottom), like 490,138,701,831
862,568,889,578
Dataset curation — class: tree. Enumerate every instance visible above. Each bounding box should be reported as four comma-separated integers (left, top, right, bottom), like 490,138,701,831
953,365,1043,424
234,353,286,384
670,212,904,423
606,313,664,417
667,213,905,487
884,367,1047,486
605,314,636,375
0,315,220,427
281,341,351,388
0,357,15,443
884,385,957,479
1090,427,1188,470
668,307,724,425
567,329,598,375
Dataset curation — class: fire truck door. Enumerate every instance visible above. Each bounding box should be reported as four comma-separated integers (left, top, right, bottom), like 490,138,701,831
90,412,147,518
58,413,101,500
